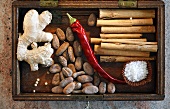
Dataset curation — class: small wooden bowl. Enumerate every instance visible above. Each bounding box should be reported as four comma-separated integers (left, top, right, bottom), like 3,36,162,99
122,61,152,87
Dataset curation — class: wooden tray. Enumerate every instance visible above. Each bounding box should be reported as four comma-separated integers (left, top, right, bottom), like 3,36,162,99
12,0,165,101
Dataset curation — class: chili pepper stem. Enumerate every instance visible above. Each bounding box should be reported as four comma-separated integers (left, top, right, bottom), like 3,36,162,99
66,13,77,25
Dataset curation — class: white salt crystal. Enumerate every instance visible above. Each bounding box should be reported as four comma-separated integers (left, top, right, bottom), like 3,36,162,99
124,61,148,82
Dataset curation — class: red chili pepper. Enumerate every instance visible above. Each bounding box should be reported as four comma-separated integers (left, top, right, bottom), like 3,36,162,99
67,13,125,84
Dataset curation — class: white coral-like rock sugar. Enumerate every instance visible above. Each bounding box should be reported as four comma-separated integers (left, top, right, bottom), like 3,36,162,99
124,61,148,82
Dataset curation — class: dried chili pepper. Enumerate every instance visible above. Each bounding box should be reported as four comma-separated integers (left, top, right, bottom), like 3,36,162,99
67,13,125,84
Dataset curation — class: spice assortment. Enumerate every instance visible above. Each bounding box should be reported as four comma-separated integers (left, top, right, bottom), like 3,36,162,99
67,13,125,84
49,25,116,94
12,0,165,101
16,9,155,94
90,9,158,62
17,12,117,94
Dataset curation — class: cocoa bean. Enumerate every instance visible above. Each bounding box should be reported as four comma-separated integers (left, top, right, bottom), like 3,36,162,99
82,86,98,94
77,75,93,83
107,82,116,94
93,73,101,86
63,82,75,94
60,71,65,80
52,34,60,49
99,82,106,94
62,67,73,77
67,64,76,73
73,40,82,57
56,28,65,41
88,13,96,26
56,42,69,56
51,86,63,93
62,49,69,61
68,46,75,62
60,77,73,88
49,64,61,73
58,56,67,67
74,81,82,90
73,71,85,78
72,90,82,94
82,82,93,88
66,27,74,41
83,62,94,75
75,57,83,71
52,73,60,85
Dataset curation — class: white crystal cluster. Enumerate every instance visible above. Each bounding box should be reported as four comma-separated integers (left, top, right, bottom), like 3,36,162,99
124,61,148,82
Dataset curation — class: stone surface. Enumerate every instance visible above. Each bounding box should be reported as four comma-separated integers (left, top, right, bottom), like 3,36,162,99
0,0,170,109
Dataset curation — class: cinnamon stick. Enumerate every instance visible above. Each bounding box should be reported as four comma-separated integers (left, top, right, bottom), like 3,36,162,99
94,45,150,57
99,9,155,19
101,43,157,52
91,38,102,44
100,34,142,39
97,18,153,26
100,56,155,62
101,26,155,33
97,19,132,26
90,38,147,44
102,39,157,45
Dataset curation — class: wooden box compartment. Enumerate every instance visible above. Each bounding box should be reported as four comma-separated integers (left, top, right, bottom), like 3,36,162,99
12,0,165,101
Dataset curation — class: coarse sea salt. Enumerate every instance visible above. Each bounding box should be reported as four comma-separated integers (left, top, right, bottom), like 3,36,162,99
124,61,148,82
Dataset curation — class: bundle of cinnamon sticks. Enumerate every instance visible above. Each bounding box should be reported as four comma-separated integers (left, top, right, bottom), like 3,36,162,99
91,9,157,62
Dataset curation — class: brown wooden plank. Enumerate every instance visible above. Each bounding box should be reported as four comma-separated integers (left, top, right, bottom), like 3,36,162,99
12,0,165,101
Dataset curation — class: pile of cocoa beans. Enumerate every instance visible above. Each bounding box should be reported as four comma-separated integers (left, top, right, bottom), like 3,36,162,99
50,27,116,94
